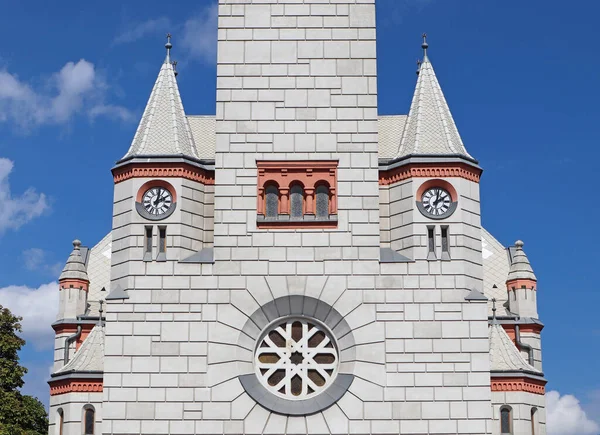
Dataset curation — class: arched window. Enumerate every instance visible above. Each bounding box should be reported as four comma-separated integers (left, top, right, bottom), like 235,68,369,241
265,185,279,218
56,408,64,435
315,184,330,219
83,405,95,435
531,407,538,435
290,184,304,218
500,406,513,434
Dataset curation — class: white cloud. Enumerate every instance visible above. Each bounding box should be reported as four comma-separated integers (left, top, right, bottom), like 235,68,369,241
111,4,218,65
0,158,48,234
181,3,219,64
0,282,59,350
547,390,600,435
113,17,171,45
22,248,62,277
0,59,134,128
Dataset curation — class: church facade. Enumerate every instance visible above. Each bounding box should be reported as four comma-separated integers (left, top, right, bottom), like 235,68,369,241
47,1,547,434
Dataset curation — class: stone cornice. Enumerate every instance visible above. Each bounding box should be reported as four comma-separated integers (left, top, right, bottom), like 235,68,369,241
112,162,215,185
48,375,103,396
379,161,482,185
490,375,546,395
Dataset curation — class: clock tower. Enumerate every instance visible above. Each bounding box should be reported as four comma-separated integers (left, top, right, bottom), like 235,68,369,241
380,35,483,290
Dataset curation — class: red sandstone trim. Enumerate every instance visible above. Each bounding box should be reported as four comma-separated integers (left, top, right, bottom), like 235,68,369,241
502,324,544,346
113,163,214,185
491,376,546,395
59,278,89,291
52,323,95,350
506,278,537,290
136,179,178,203
415,179,458,202
379,162,481,185
49,379,103,396
76,324,95,351
257,161,338,229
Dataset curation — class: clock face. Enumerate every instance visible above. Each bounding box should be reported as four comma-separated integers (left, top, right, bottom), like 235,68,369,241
142,187,173,217
421,187,452,217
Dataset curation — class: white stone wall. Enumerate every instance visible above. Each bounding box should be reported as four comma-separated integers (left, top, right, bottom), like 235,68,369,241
100,1,494,434
49,392,102,435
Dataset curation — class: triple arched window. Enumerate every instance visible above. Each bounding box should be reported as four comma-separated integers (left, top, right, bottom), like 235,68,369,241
257,161,338,228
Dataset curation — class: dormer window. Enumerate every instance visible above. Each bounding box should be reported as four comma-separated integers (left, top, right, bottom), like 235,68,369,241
257,161,338,228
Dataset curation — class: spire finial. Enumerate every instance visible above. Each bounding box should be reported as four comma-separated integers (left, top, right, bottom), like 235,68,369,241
72,239,81,249
491,298,497,321
172,60,178,77
515,240,524,250
416,59,422,76
422,33,429,59
165,33,173,62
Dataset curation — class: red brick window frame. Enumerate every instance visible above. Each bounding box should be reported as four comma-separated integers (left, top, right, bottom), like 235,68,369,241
257,161,338,228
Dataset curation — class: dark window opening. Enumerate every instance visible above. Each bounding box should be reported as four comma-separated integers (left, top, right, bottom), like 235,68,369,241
316,185,329,219
290,184,304,218
427,226,436,259
501,407,512,434
84,407,94,435
158,227,167,254
145,226,153,254
265,185,279,218
441,226,449,253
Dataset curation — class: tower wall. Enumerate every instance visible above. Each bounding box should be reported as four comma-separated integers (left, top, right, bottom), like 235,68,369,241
49,392,103,435
491,391,546,435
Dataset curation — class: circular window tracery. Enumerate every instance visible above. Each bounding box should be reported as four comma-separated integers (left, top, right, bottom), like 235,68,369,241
255,318,339,400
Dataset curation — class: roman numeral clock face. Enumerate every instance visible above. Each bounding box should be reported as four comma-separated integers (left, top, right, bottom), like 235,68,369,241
143,187,172,216
417,186,457,219
422,188,450,216
136,184,176,221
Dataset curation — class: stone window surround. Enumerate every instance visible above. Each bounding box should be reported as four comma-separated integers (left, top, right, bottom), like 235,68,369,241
238,295,355,416
256,161,338,228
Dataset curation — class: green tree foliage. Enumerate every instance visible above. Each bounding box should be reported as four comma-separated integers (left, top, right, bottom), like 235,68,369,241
0,305,48,435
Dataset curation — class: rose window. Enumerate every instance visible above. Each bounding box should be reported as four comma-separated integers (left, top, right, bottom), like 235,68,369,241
255,318,339,399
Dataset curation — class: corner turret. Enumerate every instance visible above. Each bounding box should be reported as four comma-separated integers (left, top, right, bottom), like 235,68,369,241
506,240,538,318
57,239,89,320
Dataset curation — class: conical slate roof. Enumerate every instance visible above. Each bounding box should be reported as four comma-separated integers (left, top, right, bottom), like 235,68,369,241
507,240,537,281
56,324,104,374
59,240,89,281
489,320,540,374
398,38,472,159
121,37,197,161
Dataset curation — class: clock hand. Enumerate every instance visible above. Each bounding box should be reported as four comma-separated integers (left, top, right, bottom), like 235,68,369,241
153,189,162,207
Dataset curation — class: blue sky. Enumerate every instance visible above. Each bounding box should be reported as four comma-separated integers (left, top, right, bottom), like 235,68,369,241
0,0,598,433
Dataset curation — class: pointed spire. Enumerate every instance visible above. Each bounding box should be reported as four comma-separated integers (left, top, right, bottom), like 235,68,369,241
59,240,89,282
398,34,473,159
120,34,197,161
507,240,537,281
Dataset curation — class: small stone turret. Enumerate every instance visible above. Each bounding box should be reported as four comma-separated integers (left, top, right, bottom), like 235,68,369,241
506,240,538,318
57,239,89,320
